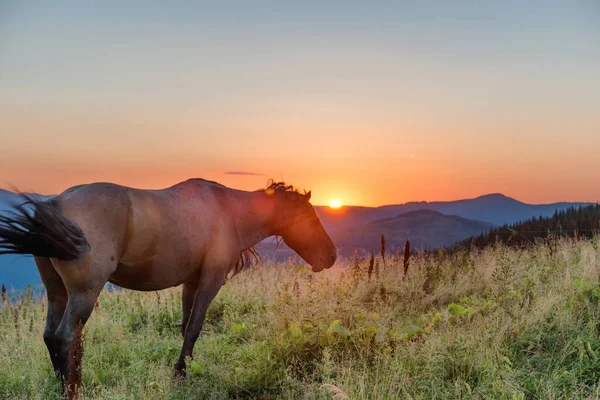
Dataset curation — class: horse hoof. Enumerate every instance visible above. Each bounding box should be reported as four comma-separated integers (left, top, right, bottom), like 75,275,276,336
173,372,186,385
173,365,187,385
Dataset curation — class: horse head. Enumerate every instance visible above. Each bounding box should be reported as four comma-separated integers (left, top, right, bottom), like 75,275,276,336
266,182,337,272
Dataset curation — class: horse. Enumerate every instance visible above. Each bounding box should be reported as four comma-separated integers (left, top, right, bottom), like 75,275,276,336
0,179,337,383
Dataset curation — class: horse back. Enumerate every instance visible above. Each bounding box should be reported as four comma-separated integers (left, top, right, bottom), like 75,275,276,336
55,182,131,253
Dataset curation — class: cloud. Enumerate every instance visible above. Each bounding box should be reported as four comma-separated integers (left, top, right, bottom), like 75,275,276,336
224,171,265,176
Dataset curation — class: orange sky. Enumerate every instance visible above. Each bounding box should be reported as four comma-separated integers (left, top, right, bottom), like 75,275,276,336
1,3,599,206
1,106,598,206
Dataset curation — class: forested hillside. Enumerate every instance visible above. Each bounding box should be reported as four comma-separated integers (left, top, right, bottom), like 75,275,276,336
458,204,600,249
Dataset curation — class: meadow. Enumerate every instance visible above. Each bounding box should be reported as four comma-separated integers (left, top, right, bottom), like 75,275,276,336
2,237,600,399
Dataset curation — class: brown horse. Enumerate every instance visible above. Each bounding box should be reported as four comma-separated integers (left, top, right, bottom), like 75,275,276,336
0,179,336,381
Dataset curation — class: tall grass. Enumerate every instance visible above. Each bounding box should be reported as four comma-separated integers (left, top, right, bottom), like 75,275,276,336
2,237,600,399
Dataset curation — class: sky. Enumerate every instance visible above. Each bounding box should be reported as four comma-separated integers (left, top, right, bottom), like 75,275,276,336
0,1,599,206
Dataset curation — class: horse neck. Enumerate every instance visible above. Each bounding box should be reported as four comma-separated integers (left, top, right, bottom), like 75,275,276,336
230,191,282,250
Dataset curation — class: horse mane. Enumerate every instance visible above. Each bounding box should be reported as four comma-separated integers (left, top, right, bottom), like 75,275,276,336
258,180,306,196
231,180,306,277
231,247,260,277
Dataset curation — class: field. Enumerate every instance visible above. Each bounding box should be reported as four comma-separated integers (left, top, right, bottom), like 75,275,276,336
2,238,600,399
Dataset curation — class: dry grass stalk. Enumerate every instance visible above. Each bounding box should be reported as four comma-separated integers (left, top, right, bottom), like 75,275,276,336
576,207,582,241
380,234,386,266
367,251,374,281
402,239,411,280
546,235,554,257
12,307,20,340
352,250,361,282
1,283,6,306
66,320,85,400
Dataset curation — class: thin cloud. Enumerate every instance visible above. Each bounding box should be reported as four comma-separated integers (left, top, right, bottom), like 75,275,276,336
224,171,265,176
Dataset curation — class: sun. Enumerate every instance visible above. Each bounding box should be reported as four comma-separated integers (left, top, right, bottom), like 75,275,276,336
329,199,342,209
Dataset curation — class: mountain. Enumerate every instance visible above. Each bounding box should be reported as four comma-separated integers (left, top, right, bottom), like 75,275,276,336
331,209,492,255
315,194,591,232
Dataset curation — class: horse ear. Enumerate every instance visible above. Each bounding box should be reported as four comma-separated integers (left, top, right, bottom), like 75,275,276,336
304,191,311,201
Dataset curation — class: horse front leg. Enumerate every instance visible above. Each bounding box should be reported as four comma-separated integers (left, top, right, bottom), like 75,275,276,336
174,271,226,378
181,282,198,337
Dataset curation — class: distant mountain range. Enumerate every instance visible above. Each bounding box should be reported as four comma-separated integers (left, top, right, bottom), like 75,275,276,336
0,189,593,289
314,193,590,232
254,194,592,258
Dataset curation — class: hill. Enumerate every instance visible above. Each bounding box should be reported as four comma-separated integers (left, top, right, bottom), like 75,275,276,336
257,209,492,259
331,209,492,255
315,193,590,232
2,237,600,398
457,203,600,249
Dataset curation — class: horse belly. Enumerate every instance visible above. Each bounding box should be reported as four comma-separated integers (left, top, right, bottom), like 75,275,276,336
113,194,201,290
109,257,198,291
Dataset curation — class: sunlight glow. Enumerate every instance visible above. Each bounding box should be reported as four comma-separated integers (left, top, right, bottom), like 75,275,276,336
329,199,342,209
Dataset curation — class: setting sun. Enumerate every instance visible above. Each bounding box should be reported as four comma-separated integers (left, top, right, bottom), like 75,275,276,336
329,200,342,209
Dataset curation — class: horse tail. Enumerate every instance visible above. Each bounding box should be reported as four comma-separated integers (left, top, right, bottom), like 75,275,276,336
0,194,90,260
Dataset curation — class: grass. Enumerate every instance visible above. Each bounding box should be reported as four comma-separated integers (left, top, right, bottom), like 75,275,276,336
2,237,600,399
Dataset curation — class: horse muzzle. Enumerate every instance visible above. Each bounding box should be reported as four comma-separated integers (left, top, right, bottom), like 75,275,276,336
310,251,337,272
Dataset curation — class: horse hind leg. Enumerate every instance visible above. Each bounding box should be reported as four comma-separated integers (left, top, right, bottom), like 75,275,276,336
51,254,117,381
54,290,102,380
35,256,68,376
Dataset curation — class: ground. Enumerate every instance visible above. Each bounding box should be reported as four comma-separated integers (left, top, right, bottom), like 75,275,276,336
2,237,600,399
